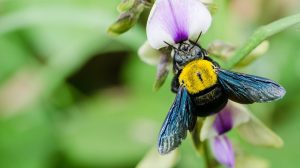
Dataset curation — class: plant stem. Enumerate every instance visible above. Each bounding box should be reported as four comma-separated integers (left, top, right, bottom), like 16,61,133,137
224,13,300,69
202,140,212,168
191,119,203,152
191,119,217,168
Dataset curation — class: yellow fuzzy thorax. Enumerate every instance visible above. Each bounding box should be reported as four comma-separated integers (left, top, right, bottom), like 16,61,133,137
178,59,217,94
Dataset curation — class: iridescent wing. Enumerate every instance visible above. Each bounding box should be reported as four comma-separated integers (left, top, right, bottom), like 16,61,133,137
158,86,196,154
217,69,286,104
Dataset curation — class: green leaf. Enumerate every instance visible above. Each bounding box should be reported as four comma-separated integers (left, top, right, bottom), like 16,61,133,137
224,13,300,69
0,107,55,168
0,4,145,115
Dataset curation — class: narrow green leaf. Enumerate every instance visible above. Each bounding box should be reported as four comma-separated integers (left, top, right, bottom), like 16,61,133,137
224,13,300,69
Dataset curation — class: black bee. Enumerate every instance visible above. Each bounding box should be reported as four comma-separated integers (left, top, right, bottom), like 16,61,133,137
158,40,286,154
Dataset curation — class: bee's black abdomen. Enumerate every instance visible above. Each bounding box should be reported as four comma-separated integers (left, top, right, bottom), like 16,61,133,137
191,85,228,116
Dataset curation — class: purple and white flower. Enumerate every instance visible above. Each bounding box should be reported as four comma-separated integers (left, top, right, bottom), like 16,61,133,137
202,102,248,168
201,101,250,140
200,101,283,168
146,0,212,49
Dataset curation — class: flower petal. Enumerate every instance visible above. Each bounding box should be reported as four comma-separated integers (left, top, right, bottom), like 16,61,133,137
138,41,162,65
201,101,250,141
235,154,270,168
146,0,212,49
237,113,283,148
153,51,172,91
136,147,179,168
213,106,234,134
200,115,217,141
211,135,235,168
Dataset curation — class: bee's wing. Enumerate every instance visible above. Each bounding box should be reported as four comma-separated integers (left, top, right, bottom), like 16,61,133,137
217,69,286,104
158,86,196,155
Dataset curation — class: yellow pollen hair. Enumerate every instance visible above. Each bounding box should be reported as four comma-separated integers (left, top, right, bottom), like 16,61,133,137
178,59,217,94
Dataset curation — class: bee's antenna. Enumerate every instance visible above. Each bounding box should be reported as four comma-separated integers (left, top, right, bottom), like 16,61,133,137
189,32,202,50
164,41,178,51
195,32,202,44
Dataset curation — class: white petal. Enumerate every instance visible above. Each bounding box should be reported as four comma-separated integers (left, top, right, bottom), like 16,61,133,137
236,155,270,168
228,102,251,128
200,115,218,141
200,101,250,141
237,113,283,148
136,147,179,168
146,0,212,49
138,41,161,65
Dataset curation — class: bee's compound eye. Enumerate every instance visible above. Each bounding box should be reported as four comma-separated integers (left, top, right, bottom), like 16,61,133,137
197,50,204,58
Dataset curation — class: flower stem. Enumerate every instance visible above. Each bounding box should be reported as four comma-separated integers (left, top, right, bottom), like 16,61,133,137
223,12,300,69
202,140,212,168
191,118,218,168
191,119,203,152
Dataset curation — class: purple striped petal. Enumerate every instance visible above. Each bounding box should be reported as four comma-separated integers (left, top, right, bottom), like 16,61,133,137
211,135,235,168
147,0,212,49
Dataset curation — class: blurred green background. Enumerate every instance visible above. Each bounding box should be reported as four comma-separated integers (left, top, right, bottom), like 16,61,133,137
0,0,300,168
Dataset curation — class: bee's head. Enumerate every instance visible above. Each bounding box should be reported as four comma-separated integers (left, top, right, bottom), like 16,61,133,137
172,41,208,70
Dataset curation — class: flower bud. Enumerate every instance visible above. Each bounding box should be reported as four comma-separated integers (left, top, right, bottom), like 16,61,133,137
236,41,269,67
108,0,146,35
117,0,136,13
207,40,269,68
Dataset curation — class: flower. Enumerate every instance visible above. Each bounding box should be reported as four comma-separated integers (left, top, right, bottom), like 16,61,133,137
146,0,212,49
202,102,249,168
138,41,172,90
140,0,212,90
200,101,283,168
201,101,250,140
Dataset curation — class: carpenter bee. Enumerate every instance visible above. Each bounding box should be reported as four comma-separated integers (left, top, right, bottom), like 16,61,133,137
158,40,286,154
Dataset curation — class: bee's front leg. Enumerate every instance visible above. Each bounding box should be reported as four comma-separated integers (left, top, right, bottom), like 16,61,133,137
171,74,180,93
